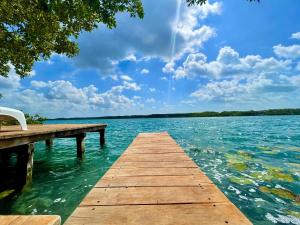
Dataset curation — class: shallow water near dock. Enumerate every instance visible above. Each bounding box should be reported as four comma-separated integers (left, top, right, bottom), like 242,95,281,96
0,116,299,224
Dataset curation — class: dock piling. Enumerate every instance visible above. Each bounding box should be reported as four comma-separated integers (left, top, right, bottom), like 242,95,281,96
16,143,34,186
0,124,106,188
100,129,105,147
76,133,86,158
45,139,53,147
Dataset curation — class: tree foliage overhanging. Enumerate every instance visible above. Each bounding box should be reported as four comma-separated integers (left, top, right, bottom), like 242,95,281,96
0,0,259,78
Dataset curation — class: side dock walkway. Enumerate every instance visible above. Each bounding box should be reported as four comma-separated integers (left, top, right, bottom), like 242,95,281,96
65,132,252,225
0,124,106,187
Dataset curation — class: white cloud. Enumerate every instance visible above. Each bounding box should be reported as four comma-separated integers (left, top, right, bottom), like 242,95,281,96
193,1,222,20
291,32,300,40
1,79,142,117
141,69,149,75
30,81,48,88
133,96,141,100
149,88,156,92
160,2,220,75
167,32,300,106
0,69,21,91
75,0,220,76
191,74,299,103
172,46,291,80
123,81,141,91
120,75,133,81
145,98,156,103
123,54,137,62
296,62,300,71
186,43,300,105
273,44,300,59
161,76,168,81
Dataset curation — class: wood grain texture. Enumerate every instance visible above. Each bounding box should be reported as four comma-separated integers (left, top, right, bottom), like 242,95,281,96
0,215,61,225
65,132,253,225
65,204,250,225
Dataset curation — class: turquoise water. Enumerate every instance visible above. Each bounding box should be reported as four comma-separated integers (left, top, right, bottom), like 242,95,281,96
0,116,299,224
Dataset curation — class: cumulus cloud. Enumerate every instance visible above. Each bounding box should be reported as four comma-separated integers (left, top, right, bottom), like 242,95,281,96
120,75,133,81
74,0,220,76
0,70,21,91
31,80,48,88
291,32,300,40
162,31,300,106
123,54,137,62
172,46,291,80
190,75,298,102
1,79,142,117
186,43,300,104
141,69,149,75
161,1,221,74
273,44,300,59
145,98,156,103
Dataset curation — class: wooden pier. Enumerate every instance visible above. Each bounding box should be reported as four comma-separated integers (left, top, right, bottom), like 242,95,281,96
0,124,106,187
65,132,252,225
0,215,61,225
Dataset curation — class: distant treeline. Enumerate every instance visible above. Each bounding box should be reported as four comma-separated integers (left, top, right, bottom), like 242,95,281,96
52,108,300,120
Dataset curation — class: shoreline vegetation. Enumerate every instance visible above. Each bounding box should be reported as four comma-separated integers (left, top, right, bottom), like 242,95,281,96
51,108,300,120
0,114,46,126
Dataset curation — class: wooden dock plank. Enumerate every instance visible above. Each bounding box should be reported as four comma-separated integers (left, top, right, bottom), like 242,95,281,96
0,215,61,225
65,204,251,225
96,175,213,187
111,161,199,168
0,124,106,149
0,124,106,139
65,132,252,225
80,186,228,206
118,154,192,162
104,167,202,176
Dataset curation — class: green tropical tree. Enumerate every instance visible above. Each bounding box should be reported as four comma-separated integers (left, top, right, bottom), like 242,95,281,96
0,0,259,78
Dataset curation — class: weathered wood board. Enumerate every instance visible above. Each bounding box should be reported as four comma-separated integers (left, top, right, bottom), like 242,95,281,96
65,132,253,225
0,215,61,225
0,124,106,149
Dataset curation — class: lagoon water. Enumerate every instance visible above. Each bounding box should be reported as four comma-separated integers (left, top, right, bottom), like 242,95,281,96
0,116,299,224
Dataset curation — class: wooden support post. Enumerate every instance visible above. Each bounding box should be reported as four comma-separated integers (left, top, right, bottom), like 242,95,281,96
16,143,34,187
0,151,11,169
100,129,105,147
45,139,53,147
76,133,86,158
0,151,12,183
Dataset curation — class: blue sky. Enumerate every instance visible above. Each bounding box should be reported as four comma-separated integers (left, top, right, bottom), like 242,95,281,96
1,0,300,118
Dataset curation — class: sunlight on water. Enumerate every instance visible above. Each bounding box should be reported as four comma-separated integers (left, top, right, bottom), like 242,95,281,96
0,116,299,224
